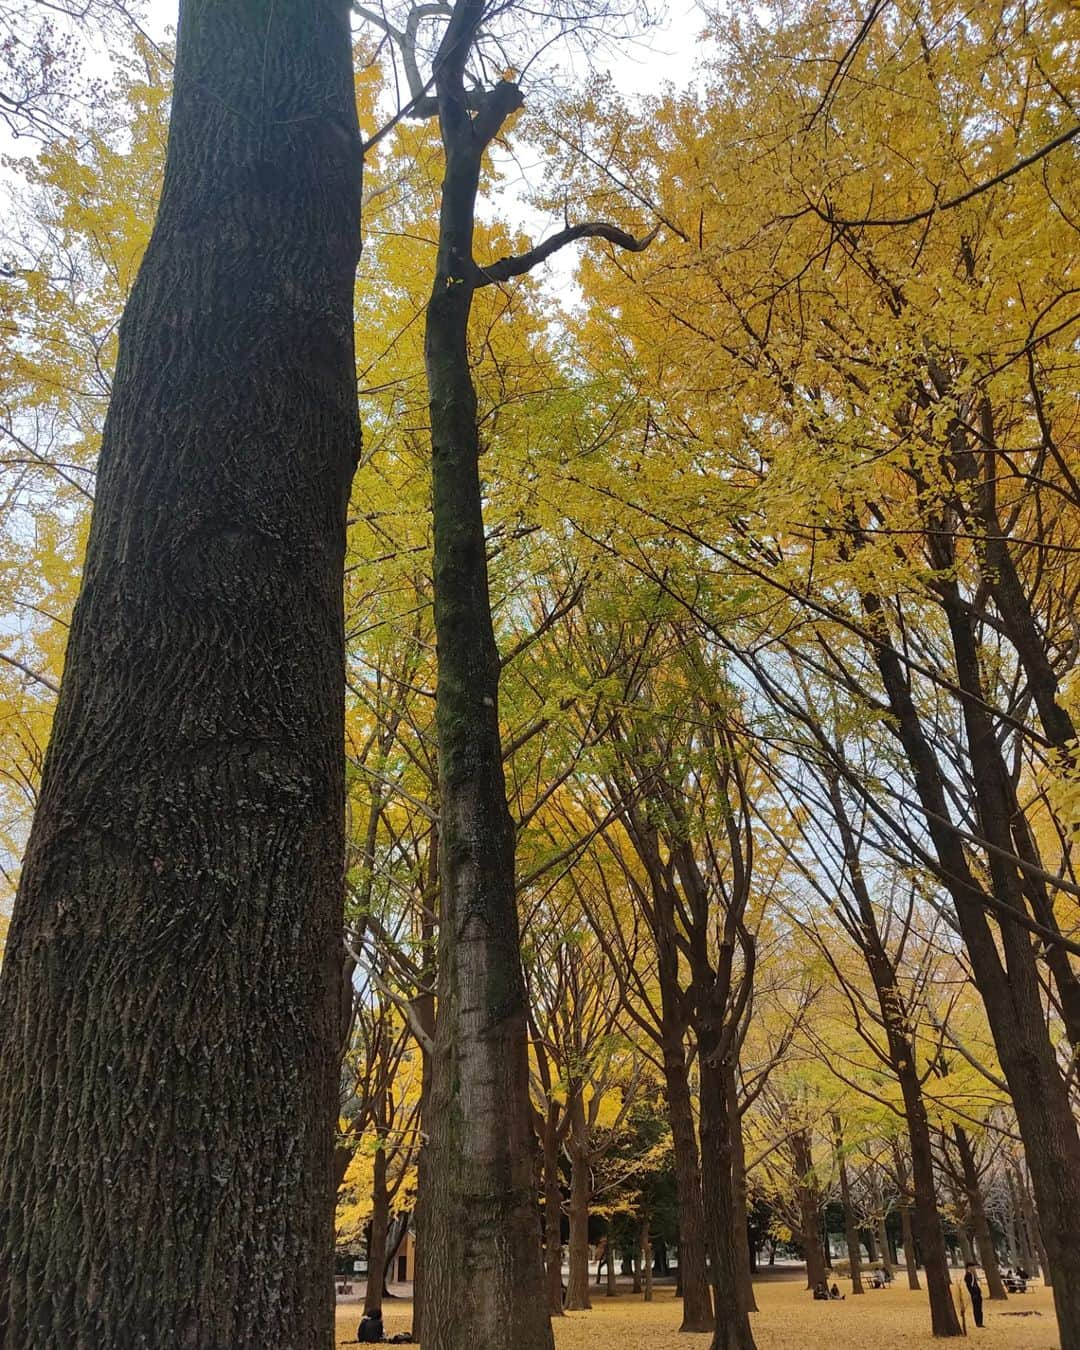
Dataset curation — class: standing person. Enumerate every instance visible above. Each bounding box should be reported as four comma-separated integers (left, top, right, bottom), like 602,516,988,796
964,1263,985,1329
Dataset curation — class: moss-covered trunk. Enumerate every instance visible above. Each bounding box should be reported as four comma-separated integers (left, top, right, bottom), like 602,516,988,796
0,3,362,1344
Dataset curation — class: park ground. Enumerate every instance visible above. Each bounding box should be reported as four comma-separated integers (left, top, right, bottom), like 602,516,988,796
334,1275,1061,1348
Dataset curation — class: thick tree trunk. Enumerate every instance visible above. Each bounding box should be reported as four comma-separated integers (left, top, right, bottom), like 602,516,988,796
791,1129,828,1290
954,1127,1006,1300
661,1022,713,1330
698,1048,756,1350
418,11,552,1348
365,1140,391,1316
0,5,361,1345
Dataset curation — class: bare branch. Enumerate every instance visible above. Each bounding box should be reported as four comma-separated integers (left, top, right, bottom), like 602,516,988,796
476,220,658,286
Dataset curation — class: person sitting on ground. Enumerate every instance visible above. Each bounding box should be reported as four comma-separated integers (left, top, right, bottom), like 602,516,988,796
358,1308,385,1343
813,1281,829,1300
829,1283,844,1300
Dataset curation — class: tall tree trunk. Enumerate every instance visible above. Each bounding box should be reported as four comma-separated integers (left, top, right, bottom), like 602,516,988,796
606,1219,618,1297
791,1129,828,1289
409,851,437,1344
833,1117,864,1296
824,771,958,1333
661,1023,713,1330
876,1215,893,1280
900,1204,921,1290
698,1049,757,1350
542,1117,565,1316
418,8,553,1349
0,4,361,1345
727,1065,758,1314
565,1111,592,1312
954,1127,1006,1300
365,1137,391,1316
866,597,1080,1344
642,1218,654,1302
1015,1167,1051,1286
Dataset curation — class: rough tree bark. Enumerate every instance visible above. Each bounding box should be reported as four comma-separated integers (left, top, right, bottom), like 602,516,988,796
0,3,362,1345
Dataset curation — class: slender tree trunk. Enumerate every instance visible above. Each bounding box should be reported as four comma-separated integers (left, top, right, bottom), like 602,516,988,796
384,1212,410,1293
727,1066,757,1314
418,10,552,1347
833,1117,864,1296
365,1139,391,1316
900,1205,921,1290
542,1118,565,1316
0,4,361,1345
866,598,1080,1344
876,1216,893,1280
896,1064,960,1332
954,1127,1006,1300
1016,1168,1051,1286
642,1219,654,1302
661,1023,713,1330
565,1122,592,1311
606,1220,618,1297
824,771,958,1332
410,852,437,1344
698,1047,756,1350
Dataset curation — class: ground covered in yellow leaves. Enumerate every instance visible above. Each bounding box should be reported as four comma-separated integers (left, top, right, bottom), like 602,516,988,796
334,1277,1060,1348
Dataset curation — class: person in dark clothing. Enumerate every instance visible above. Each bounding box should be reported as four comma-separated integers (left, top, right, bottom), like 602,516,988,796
829,1283,844,1301
813,1281,829,1301
964,1263,984,1328
358,1309,384,1343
